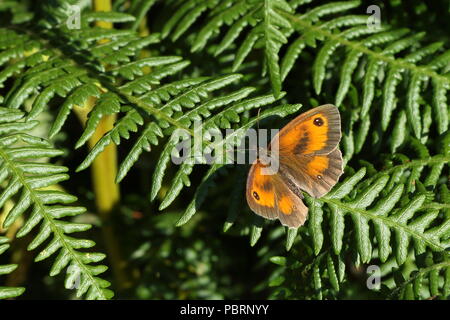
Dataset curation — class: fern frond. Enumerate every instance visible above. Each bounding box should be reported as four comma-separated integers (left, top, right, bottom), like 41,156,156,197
163,0,299,97
76,74,262,178
161,1,364,93
388,251,450,299
152,95,294,210
161,0,449,152
0,12,192,138
286,15,450,140
0,108,112,300
314,157,449,265
310,251,345,299
269,249,346,300
0,6,309,238
0,236,25,299
269,149,448,299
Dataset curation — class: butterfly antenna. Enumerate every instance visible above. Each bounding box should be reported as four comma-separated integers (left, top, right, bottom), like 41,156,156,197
257,108,261,132
256,108,262,159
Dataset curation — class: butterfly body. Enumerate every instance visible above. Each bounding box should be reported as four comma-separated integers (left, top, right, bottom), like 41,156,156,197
246,105,343,228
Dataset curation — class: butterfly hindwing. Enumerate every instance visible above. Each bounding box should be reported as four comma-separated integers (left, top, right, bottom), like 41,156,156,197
246,161,278,220
279,148,343,198
246,161,308,228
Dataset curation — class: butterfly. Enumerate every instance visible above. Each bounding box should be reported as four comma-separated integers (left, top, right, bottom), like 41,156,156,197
246,104,343,228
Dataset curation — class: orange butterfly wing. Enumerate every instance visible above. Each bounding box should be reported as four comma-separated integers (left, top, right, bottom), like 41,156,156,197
246,104,343,228
246,161,308,228
271,104,343,198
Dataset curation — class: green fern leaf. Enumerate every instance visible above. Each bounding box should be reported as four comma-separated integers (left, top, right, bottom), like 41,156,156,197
0,108,112,300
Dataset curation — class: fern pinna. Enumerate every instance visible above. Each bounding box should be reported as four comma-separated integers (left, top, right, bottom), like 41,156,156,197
0,236,24,299
0,108,112,299
0,0,449,300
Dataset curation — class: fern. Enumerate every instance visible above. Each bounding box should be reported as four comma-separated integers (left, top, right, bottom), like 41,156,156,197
162,0,297,98
76,74,278,181
0,0,448,300
267,138,449,299
0,236,25,299
307,21,450,140
269,249,346,299
170,103,301,227
0,108,112,299
161,0,449,148
386,184,450,300
0,6,295,197
0,3,303,297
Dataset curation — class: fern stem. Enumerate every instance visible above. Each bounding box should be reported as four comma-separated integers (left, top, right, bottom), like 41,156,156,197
94,0,113,29
278,10,450,86
72,0,129,292
366,155,449,184
388,260,450,298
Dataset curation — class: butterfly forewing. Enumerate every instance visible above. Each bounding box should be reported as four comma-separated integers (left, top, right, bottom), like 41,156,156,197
274,104,341,156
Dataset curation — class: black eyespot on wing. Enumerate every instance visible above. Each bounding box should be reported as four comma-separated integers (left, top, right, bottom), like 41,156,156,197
313,117,324,126
253,191,260,200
